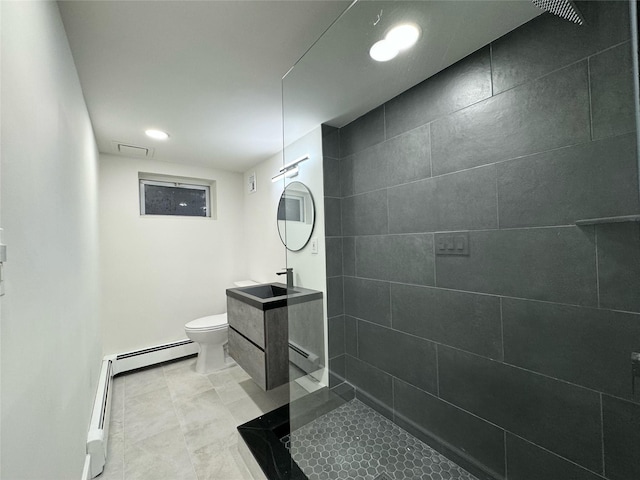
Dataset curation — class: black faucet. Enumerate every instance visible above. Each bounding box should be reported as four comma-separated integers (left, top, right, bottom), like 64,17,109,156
277,268,294,289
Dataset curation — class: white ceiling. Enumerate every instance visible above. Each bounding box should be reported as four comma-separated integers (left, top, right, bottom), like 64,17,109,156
59,1,542,173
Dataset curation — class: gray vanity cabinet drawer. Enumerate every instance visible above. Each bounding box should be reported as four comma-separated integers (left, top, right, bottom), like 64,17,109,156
228,327,266,390
227,297,265,349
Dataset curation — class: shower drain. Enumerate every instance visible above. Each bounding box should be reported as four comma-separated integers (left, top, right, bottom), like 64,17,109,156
373,474,391,480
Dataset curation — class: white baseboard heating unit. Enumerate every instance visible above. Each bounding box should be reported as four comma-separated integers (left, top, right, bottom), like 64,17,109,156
86,358,114,478
85,339,198,477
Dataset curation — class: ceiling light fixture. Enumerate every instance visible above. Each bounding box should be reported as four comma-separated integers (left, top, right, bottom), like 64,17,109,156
370,22,421,62
145,129,169,140
386,23,421,51
369,40,399,62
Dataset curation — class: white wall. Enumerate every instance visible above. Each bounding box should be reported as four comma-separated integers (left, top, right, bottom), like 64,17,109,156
0,2,101,478
243,152,287,283
244,127,328,379
99,154,246,354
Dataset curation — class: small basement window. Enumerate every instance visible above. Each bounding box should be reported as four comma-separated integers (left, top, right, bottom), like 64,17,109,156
139,175,214,218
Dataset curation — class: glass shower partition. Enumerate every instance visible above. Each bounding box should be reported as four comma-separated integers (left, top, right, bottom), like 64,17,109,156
280,1,640,480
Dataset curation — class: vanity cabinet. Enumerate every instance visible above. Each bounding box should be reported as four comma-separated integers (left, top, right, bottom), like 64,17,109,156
226,282,323,391
227,297,288,390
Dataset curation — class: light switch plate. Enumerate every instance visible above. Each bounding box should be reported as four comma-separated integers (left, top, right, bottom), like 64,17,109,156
435,232,469,256
311,238,318,254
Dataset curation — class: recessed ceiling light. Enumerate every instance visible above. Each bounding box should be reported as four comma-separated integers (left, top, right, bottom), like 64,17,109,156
145,129,169,140
369,39,399,62
385,23,421,51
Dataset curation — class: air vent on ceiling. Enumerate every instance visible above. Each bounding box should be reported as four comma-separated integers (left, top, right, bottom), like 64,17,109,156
111,141,154,158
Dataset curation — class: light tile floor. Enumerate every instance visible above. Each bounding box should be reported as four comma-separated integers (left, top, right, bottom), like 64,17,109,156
101,357,308,480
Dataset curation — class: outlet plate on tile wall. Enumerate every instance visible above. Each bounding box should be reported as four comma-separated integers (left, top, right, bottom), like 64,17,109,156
435,232,469,256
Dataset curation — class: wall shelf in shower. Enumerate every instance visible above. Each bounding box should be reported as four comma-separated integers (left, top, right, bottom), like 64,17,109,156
575,214,640,226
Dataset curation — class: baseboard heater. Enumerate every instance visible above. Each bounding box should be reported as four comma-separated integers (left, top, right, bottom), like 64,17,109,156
113,339,197,375
85,339,198,478
288,340,320,374
86,359,113,478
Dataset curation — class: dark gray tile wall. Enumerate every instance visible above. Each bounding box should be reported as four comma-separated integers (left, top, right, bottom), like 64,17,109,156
590,41,636,140
505,434,603,480
321,3,639,478
490,1,630,93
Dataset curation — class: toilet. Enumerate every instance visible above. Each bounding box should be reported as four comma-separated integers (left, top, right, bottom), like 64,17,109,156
185,280,258,374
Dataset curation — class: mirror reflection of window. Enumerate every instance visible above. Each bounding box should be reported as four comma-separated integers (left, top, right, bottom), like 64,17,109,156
277,181,315,251
277,194,305,222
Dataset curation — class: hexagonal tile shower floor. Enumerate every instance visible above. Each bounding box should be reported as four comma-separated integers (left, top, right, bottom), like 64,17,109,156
281,399,479,480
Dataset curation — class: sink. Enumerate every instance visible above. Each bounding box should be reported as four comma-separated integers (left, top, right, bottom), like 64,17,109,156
226,282,323,391
239,284,297,299
227,282,320,310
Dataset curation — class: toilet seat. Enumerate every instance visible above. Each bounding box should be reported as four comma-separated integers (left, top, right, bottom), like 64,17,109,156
185,313,228,332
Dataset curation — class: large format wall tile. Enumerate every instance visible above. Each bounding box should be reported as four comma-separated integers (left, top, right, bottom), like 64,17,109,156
503,298,640,402
345,355,393,409
328,316,345,359
343,276,391,327
344,316,357,357
323,157,341,198
329,355,345,387
438,347,603,473
352,124,431,194
391,284,502,359
342,236,355,276
340,155,354,197
385,47,492,138
505,434,603,480
435,227,597,306
325,237,343,277
603,395,640,480
388,165,497,233
321,125,340,159
326,276,344,318
597,222,640,313
340,106,385,157
393,379,506,479
431,62,590,175
342,190,388,236
324,197,342,237
498,134,639,227
387,124,431,187
356,234,435,285
590,41,636,140
357,321,437,394
491,1,630,93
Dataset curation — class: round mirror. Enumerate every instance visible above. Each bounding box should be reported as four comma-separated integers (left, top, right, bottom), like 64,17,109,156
277,181,315,252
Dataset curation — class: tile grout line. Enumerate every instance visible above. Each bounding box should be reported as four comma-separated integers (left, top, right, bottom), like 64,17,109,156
435,344,440,398
600,392,606,477
587,56,594,142
500,297,505,361
504,430,508,480
162,366,200,480
595,226,601,308
428,122,434,178
489,42,495,97
495,164,500,229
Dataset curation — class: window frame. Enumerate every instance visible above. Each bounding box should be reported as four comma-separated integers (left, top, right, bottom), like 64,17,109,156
139,179,211,218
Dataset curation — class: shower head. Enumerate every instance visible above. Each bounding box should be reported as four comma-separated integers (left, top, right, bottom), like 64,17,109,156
531,0,584,25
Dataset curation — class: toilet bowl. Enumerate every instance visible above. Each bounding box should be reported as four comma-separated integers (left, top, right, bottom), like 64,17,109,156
185,313,229,374
185,280,258,374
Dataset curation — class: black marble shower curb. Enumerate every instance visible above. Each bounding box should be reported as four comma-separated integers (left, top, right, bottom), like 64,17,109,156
237,383,355,480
